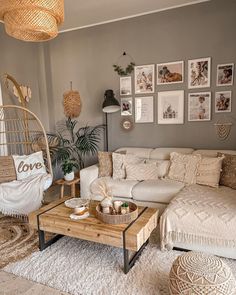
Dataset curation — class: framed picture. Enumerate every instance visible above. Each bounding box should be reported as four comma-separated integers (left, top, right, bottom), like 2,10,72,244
188,92,211,121
215,91,232,113
188,57,211,89
157,61,184,85
120,76,132,96
135,96,154,123
157,90,184,124
134,64,155,94
216,63,234,86
121,97,132,116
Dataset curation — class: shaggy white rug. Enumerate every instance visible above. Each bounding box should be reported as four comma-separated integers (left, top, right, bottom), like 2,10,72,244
4,231,236,295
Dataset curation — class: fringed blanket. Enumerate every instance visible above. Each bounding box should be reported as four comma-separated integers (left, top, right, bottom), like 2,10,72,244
160,184,236,251
0,173,52,218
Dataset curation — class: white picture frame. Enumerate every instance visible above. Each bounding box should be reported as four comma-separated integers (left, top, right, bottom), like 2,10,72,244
157,90,184,124
134,64,155,94
121,97,132,116
188,92,211,121
215,91,232,113
216,63,234,86
120,76,132,96
157,61,184,85
135,96,154,123
188,57,211,89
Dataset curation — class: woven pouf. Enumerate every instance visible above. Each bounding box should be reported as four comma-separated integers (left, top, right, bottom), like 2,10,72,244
169,251,236,295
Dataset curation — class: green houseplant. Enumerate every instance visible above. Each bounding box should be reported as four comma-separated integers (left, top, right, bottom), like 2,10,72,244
49,118,104,175
61,158,79,181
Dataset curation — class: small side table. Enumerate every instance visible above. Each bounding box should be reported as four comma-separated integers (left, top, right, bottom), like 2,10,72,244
55,177,80,199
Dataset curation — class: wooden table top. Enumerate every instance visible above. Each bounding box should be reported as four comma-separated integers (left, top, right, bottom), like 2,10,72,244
29,197,158,251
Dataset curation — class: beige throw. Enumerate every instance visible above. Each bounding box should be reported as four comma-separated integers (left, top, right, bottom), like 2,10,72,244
160,184,236,251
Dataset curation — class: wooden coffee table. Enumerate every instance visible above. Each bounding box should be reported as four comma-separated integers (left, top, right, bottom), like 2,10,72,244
29,197,158,274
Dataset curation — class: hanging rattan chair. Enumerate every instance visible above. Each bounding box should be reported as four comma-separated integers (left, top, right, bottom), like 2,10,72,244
0,105,53,176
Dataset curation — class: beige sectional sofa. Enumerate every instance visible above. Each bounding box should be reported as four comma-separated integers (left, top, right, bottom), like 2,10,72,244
80,147,236,259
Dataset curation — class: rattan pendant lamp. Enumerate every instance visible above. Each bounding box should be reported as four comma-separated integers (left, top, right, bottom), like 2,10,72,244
0,0,64,42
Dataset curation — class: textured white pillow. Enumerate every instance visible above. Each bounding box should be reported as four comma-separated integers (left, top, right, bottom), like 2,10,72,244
168,152,201,184
126,163,159,181
196,156,224,188
145,159,170,178
13,151,47,180
112,153,142,180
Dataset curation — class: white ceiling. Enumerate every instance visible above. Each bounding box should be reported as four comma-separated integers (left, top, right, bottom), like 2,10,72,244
60,0,210,32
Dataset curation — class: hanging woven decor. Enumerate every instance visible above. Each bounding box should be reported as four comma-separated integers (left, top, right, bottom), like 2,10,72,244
0,0,64,42
63,82,82,118
214,121,232,141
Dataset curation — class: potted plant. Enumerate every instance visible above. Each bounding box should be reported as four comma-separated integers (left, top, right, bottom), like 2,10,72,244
61,158,79,181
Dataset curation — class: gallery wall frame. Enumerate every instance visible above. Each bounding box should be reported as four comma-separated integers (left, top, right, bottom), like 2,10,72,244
188,57,211,89
157,61,184,85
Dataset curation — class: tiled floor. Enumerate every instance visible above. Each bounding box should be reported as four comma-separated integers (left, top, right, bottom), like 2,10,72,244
0,183,78,295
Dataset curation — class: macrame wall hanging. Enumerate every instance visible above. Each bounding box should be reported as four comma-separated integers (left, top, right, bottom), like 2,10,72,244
214,121,232,141
63,82,82,118
113,52,135,76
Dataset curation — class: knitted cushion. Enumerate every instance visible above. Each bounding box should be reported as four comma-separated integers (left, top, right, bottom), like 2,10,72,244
218,153,236,189
98,151,113,178
196,156,224,188
126,163,159,181
112,153,141,180
0,156,16,183
169,251,236,295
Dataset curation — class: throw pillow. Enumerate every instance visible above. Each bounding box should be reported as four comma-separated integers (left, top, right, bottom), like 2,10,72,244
196,156,224,188
112,153,142,180
217,153,236,189
98,151,112,177
13,151,47,180
126,163,159,181
168,152,201,184
0,156,16,183
145,159,170,178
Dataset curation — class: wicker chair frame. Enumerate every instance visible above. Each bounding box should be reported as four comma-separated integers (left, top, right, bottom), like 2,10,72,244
0,105,53,176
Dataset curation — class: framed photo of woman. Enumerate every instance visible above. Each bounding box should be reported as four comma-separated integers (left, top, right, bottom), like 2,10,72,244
134,64,155,94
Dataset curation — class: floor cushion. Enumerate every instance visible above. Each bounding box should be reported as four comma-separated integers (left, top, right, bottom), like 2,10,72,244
169,251,236,295
132,179,185,203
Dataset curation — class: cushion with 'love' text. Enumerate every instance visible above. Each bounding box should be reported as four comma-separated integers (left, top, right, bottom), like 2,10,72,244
13,151,47,180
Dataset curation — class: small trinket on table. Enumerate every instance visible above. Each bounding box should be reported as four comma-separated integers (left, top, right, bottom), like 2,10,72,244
121,202,129,214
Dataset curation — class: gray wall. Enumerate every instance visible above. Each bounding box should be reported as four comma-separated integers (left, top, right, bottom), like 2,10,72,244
1,0,236,151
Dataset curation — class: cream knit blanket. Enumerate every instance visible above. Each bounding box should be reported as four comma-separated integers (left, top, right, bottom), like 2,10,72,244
0,173,51,217
160,184,236,250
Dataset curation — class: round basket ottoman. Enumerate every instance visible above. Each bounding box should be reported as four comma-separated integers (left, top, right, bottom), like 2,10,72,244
169,251,236,295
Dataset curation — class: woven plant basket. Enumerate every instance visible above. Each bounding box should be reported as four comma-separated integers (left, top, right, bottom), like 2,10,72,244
0,0,64,41
63,82,82,118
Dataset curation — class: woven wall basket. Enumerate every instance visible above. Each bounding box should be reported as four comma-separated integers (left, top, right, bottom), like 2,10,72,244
63,82,82,118
0,0,64,41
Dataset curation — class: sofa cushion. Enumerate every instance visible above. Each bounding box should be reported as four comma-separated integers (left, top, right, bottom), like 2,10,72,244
193,149,236,157
217,153,236,189
90,177,138,199
98,151,112,177
150,148,194,160
132,179,185,203
126,163,159,181
196,156,224,188
145,159,170,177
168,152,201,184
115,147,153,159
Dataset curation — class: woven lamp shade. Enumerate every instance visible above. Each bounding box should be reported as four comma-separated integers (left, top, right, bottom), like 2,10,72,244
0,0,64,42
63,83,82,118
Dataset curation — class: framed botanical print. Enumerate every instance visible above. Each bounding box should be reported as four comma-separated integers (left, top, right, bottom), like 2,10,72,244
188,57,211,89
188,92,211,121
134,64,155,94
157,90,184,124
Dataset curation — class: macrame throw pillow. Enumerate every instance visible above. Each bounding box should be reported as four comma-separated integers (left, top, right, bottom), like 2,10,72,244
168,152,201,185
98,151,113,177
217,153,236,189
0,156,16,183
126,163,159,181
196,156,224,188
13,151,47,180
